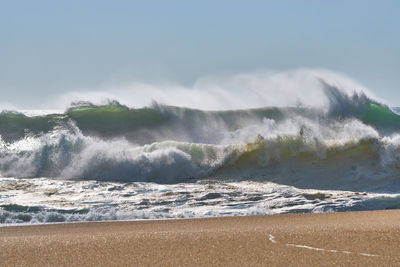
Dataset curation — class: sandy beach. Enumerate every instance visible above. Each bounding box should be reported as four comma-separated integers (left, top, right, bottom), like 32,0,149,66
0,210,399,266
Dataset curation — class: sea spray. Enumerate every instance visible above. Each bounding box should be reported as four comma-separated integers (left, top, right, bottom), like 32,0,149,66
1,73,400,223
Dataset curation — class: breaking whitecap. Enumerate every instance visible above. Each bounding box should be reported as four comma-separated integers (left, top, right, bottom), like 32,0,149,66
1,76,400,224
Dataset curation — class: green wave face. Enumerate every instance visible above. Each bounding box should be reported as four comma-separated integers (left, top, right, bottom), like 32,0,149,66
67,103,168,139
1,101,400,145
0,112,59,142
0,103,310,144
0,100,399,144
361,103,400,131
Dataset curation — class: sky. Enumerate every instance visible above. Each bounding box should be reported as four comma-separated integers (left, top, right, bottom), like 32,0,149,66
1,0,399,109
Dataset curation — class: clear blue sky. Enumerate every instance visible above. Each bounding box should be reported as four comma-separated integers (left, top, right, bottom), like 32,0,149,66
1,0,399,108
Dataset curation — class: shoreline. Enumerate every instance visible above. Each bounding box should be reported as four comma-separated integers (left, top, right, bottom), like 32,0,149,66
1,210,400,266
0,208,390,228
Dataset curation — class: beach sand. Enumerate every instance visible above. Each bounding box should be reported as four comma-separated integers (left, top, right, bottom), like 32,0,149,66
1,210,400,266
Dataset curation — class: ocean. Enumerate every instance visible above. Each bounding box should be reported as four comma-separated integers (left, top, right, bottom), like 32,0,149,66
1,82,400,224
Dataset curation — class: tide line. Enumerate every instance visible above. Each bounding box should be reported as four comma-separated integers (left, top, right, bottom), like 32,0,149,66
268,234,378,257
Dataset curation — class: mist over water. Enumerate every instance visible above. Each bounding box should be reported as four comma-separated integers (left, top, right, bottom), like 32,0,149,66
1,69,400,224
52,69,377,111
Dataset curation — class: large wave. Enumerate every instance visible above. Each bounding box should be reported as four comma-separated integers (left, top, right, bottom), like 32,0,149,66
0,79,399,192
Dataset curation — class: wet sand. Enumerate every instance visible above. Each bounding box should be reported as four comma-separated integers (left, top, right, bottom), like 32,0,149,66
1,210,400,266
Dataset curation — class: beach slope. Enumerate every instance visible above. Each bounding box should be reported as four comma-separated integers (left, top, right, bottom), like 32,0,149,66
1,210,400,266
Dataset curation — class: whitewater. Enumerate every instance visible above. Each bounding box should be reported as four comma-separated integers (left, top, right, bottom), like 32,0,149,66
1,70,400,224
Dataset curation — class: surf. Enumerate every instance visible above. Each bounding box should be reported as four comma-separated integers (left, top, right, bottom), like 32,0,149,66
1,72,400,224
0,79,399,192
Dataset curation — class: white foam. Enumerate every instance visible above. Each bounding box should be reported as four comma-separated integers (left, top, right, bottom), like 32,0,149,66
268,233,378,257
1,177,399,224
269,234,277,243
286,244,377,257
17,110,63,117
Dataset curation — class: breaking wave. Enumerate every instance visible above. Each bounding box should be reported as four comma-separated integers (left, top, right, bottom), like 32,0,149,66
0,81,399,192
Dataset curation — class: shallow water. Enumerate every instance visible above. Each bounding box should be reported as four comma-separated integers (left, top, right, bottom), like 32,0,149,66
1,177,399,224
